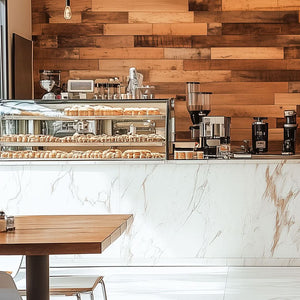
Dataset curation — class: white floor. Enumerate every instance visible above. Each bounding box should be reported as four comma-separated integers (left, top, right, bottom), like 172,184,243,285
15,266,300,300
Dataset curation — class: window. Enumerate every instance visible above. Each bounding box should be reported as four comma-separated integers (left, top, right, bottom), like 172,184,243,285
0,0,8,99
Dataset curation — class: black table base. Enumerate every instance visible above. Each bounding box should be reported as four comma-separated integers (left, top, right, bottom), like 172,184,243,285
26,255,49,300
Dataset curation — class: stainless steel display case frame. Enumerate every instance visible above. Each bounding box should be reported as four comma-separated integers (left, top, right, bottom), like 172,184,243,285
0,99,172,160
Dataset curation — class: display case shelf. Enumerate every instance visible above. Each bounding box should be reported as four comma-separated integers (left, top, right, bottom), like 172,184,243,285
0,115,165,121
0,142,165,147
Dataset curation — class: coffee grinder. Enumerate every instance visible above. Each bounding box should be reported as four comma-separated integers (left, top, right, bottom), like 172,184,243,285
39,70,61,100
252,117,268,153
186,82,211,144
282,110,298,155
186,82,231,158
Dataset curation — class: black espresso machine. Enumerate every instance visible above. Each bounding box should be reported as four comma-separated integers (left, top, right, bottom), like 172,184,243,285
186,82,231,158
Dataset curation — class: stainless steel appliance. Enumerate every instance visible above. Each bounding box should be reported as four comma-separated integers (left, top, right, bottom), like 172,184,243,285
200,116,231,158
282,110,298,155
67,79,94,99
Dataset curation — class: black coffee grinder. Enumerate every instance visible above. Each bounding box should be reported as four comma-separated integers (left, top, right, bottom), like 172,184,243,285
282,110,298,155
252,117,268,153
186,82,211,147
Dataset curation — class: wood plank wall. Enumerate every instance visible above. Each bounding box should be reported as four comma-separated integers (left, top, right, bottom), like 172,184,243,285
31,0,300,151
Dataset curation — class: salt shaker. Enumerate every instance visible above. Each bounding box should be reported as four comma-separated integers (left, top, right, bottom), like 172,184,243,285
0,211,6,232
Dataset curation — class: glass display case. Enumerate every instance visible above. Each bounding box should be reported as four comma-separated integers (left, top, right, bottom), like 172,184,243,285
0,99,171,160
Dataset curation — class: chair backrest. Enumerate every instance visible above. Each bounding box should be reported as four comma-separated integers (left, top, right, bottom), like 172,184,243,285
0,271,22,300
0,255,23,278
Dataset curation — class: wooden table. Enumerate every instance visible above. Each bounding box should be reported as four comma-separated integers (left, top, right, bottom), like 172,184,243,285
0,214,133,300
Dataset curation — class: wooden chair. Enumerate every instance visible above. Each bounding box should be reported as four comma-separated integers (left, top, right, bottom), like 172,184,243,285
19,275,108,300
0,271,22,300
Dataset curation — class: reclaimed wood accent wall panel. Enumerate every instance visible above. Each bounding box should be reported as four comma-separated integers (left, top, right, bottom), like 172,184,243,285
32,0,300,151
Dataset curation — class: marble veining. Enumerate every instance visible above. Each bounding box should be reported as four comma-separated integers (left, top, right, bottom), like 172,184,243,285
1,159,300,266
263,162,300,256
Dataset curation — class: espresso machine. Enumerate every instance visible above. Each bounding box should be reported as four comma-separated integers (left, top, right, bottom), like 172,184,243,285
200,116,231,157
186,82,231,158
282,110,298,155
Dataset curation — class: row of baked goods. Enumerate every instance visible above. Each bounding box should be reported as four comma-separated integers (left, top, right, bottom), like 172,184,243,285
0,133,165,143
64,105,160,116
0,149,165,159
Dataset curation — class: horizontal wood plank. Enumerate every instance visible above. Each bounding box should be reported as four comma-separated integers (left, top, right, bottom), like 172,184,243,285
58,36,134,48
104,24,152,35
164,48,210,59
153,23,207,35
275,93,300,104
129,12,194,23
34,48,80,59
135,35,192,47
92,0,189,12
285,47,300,59
155,82,289,94
222,23,300,35
82,11,129,23
194,11,299,23
199,82,289,94
155,83,186,94
210,105,295,117
33,35,58,48
183,59,288,70
99,59,183,71
222,0,300,11
32,12,49,24
211,47,284,59
289,82,300,93
41,24,104,36
69,70,130,80
192,35,300,47
149,70,231,82
207,23,222,35
232,70,300,82
189,0,222,11
80,48,164,59
36,59,99,71
231,117,277,128
211,94,274,105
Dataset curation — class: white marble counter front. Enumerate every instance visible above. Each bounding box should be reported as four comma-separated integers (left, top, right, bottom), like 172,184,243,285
1,159,300,266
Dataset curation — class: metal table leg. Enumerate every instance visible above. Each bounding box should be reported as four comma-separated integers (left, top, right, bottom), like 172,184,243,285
26,255,49,300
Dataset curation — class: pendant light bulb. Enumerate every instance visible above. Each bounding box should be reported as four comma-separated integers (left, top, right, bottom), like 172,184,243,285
64,0,72,20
